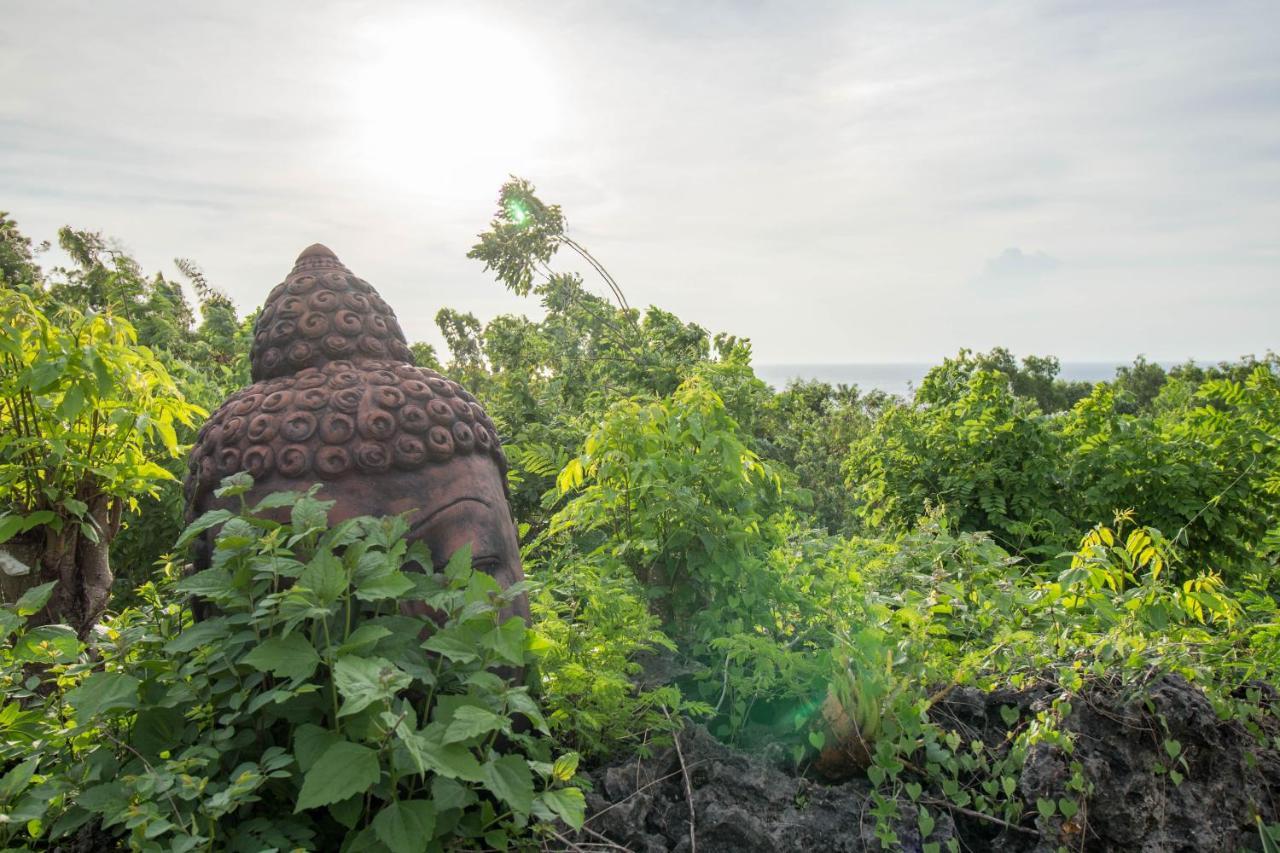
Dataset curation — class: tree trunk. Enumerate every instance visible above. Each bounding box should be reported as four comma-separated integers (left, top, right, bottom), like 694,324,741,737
32,495,121,638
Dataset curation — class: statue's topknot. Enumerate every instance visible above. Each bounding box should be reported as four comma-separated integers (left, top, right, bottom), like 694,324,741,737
249,244,415,381
184,246,506,516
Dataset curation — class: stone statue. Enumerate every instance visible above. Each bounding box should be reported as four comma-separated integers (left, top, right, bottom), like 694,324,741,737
183,244,528,623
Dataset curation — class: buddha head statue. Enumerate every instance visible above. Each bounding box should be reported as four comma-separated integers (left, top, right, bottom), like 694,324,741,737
183,244,527,623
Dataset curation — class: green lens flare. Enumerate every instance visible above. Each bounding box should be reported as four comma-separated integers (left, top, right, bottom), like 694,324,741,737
505,198,530,225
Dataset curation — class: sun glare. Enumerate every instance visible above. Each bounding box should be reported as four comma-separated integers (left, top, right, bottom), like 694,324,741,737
342,12,559,198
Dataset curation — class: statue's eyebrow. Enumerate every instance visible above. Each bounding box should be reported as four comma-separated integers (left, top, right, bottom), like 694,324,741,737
408,496,492,533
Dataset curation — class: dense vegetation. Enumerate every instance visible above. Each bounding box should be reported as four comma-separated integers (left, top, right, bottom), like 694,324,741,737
0,184,1278,851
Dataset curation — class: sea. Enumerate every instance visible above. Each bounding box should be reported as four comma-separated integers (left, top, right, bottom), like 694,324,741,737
753,362,1145,398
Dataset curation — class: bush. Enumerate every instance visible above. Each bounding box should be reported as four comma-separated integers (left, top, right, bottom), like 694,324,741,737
0,475,582,851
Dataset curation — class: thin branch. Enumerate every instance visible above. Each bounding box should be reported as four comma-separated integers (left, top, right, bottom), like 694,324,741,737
919,797,1040,838
662,708,696,853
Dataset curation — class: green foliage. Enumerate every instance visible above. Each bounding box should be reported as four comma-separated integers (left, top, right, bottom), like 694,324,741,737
8,188,1280,849
0,289,200,519
847,354,1280,573
0,481,580,851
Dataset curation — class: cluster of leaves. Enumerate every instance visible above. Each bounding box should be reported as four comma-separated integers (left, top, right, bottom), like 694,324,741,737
846,354,1280,575
0,477,582,851
5,185,1280,850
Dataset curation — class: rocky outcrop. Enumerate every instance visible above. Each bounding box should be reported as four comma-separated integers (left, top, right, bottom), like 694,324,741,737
575,675,1279,852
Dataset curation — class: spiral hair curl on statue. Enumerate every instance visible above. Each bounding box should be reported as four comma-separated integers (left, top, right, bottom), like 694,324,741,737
183,244,507,515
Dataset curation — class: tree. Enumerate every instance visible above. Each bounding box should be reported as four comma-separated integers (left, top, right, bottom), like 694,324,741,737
0,290,201,634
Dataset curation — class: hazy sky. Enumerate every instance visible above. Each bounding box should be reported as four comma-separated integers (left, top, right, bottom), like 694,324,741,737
3,1,1277,364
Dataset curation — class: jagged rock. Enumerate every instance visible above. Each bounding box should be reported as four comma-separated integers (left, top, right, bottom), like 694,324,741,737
577,725,953,852
578,675,1279,852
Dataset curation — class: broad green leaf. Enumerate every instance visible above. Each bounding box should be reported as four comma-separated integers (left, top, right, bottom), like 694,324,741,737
399,729,484,782
421,631,479,664
0,756,40,801
13,581,56,616
163,617,233,653
294,724,343,773
430,777,475,811
175,509,234,548
372,800,436,853
443,706,506,744
443,543,472,582
65,672,140,721
552,753,580,782
175,568,238,599
252,490,303,512
13,624,81,662
338,624,393,656
481,755,534,815
333,655,411,717
540,788,586,829
0,608,22,640
482,618,526,665
355,569,416,602
299,550,347,605
291,496,334,536
294,740,380,812
243,634,320,682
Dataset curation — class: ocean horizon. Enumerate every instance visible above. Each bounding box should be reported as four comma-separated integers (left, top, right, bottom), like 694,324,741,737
753,361,1168,397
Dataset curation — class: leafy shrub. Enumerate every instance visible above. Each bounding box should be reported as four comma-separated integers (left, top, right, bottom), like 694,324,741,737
0,475,582,851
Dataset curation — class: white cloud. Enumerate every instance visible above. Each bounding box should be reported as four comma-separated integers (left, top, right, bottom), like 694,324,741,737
2,0,1277,363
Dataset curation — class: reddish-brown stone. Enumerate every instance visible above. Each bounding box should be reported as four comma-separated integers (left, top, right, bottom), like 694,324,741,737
183,245,527,623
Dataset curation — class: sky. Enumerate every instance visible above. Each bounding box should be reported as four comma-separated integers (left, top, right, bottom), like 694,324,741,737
2,0,1277,364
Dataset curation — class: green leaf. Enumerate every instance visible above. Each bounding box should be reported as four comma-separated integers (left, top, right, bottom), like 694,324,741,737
294,740,380,812
164,617,232,653
333,655,411,717
243,634,321,682
399,729,484,782
328,795,363,829
338,624,393,656
552,752,579,783
1163,739,1182,759
0,514,24,545
1058,798,1079,818
443,543,473,582
253,490,303,512
13,624,81,662
299,550,347,605
291,496,334,536
175,509,234,548
215,472,254,498
294,724,343,774
431,777,475,811
0,757,40,801
917,805,936,838
65,672,140,721
443,706,506,744
355,569,416,602
482,618,527,665
175,567,238,599
0,608,22,641
372,800,436,853
1036,798,1056,819
539,788,585,829
421,630,479,664
13,581,56,616
481,755,534,815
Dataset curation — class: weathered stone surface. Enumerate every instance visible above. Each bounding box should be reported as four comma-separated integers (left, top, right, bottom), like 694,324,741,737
578,676,1279,852
577,725,952,852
